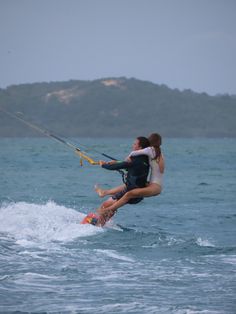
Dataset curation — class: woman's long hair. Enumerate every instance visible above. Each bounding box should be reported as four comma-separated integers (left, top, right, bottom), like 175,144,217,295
148,133,162,159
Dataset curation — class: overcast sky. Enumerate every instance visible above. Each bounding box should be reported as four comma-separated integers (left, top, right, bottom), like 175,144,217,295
1,0,235,95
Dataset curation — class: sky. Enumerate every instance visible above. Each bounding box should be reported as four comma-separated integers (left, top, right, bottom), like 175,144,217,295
0,0,236,95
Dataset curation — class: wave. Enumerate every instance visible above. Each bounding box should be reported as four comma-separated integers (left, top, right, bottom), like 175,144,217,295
95,249,135,262
0,201,104,245
1,201,232,257
196,237,215,247
116,228,234,256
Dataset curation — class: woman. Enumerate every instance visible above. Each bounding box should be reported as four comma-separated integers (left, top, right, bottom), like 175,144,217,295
96,133,164,224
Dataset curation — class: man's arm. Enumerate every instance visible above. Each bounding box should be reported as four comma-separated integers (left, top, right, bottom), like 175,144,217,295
101,160,132,171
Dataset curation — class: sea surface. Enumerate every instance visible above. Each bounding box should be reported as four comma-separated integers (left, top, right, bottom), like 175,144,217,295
0,137,236,314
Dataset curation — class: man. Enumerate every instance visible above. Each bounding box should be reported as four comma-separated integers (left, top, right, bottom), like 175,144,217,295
96,136,150,225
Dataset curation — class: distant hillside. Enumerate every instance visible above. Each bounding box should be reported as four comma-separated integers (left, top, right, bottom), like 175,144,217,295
0,77,236,137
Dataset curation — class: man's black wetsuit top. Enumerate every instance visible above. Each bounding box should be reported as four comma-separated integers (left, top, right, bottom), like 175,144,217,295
102,155,149,204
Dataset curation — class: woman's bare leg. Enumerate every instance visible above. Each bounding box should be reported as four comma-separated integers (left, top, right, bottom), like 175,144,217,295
99,184,162,224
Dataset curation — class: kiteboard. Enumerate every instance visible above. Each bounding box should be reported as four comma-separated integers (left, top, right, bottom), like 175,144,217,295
80,212,123,231
80,212,100,226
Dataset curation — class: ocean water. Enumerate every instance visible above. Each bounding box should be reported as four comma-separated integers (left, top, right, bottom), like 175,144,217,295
0,137,236,314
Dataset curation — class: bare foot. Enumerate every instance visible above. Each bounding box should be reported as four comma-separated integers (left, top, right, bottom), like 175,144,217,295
94,184,106,198
97,215,106,227
98,209,116,226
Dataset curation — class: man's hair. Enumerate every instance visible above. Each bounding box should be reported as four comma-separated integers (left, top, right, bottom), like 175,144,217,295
137,136,150,149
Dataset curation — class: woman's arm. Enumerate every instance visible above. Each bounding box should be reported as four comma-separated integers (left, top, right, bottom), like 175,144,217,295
128,147,154,159
159,154,165,173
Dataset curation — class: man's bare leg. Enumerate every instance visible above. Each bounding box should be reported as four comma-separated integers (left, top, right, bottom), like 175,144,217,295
95,197,117,226
94,184,125,198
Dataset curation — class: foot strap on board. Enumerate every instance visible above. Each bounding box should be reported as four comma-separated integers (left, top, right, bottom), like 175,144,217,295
81,213,99,225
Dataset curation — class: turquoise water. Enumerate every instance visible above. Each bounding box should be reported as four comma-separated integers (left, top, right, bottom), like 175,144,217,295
0,138,236,314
